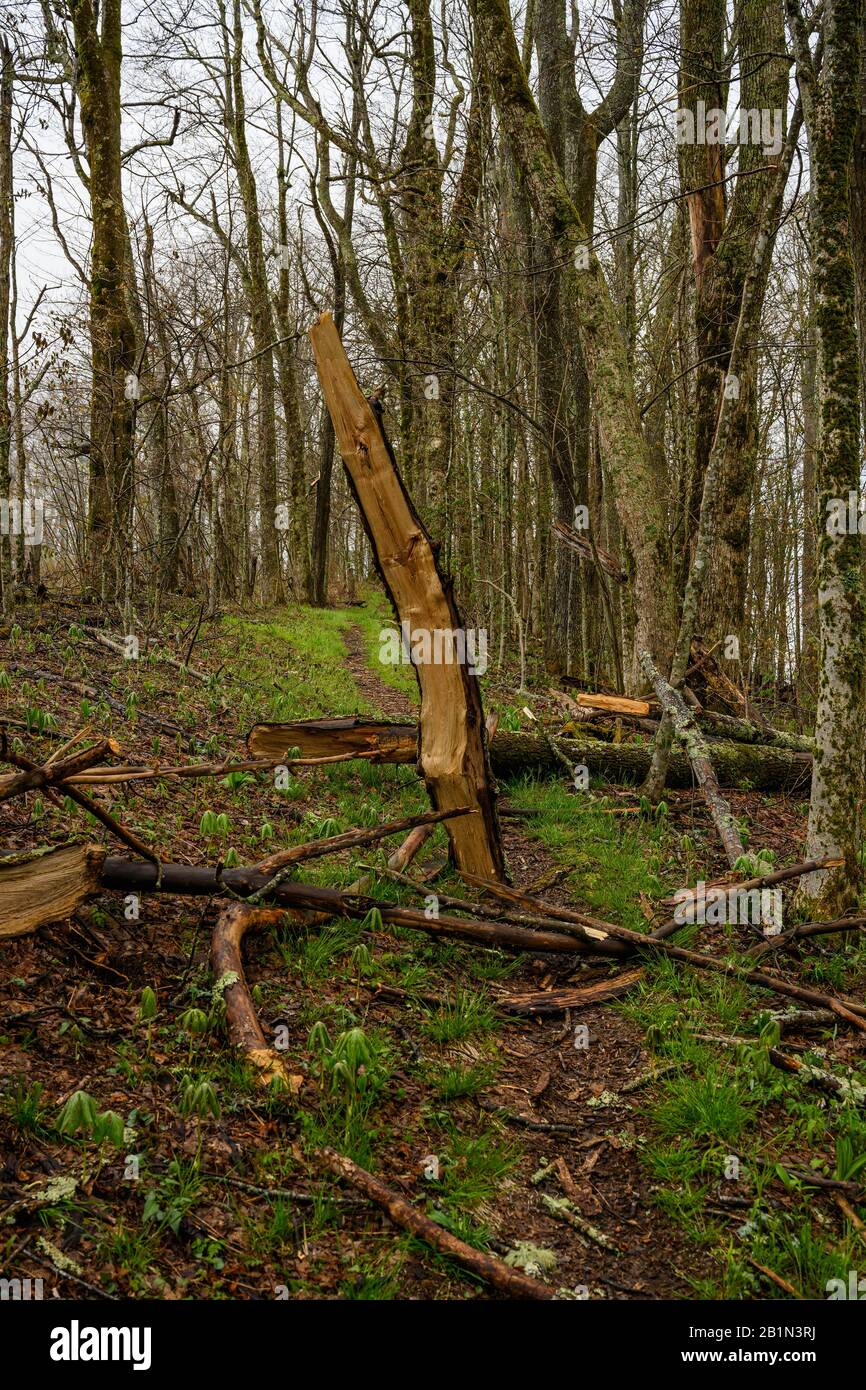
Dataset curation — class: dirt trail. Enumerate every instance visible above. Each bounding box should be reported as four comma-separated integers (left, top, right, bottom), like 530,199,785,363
341,626,711,1297
342,624,416,720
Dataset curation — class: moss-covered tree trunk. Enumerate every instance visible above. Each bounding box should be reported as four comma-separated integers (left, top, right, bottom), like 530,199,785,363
69,0,137,600
676,0,790,649
795,0,866,915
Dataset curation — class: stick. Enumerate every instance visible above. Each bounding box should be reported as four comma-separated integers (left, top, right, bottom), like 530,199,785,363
318,1147,554,1299
65,750,383,786
254,806,475,875
657,856,844,909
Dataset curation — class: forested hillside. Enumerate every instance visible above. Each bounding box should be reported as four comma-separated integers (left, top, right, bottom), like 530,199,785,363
0,0,864,1336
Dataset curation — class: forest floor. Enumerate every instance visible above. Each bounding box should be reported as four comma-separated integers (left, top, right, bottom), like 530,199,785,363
1,591,865,1301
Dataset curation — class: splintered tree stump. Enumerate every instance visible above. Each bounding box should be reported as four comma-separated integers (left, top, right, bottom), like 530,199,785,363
309,311,506,882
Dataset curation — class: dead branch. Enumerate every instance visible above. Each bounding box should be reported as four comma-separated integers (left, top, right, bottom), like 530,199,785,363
318,1147,555,1299
640,649,747,867
0,736,115,802
464,875,866,1022
254,805,475,875
552,518,627,582
211,903,302,1091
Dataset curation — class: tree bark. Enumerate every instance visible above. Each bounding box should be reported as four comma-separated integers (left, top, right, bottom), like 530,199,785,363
794,0,866,915
309,311,507,880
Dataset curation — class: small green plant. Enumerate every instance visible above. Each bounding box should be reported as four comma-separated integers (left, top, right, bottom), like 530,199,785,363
434,1061,497,1101
138,986,157,1054
3,1078,47,1133
142,1158,201,1237
221,770,255,791
178,1007,209,1062
200,810,231,842
423,988,496,1044
56,1089,98,1138
179,1076,220,1121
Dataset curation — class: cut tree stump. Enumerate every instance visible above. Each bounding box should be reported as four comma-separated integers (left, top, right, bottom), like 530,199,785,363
309,311,506,882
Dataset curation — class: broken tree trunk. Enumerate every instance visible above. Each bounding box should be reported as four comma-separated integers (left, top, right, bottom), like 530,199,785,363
0,845,599,953
308,311,506,882
0,843,105,938
571,693,650,716
211,903,303,1091
248,717,813,793
640,650,747,867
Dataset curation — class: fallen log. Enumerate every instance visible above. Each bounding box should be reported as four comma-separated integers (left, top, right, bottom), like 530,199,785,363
0,843,105,939
0,844,599,954
699,709,812,753
309,312,505,881
640,650,746,867
318,1147,554,1299
211,903,303,1091
247,717,813,793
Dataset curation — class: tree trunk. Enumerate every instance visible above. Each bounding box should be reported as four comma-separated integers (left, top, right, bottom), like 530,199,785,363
795,0,866,916
69,0,137,600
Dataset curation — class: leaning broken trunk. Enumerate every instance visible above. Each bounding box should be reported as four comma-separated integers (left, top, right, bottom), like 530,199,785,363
309,312,507,882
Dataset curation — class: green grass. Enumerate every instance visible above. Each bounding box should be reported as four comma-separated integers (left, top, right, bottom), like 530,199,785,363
509,762,866,1299
422,988,497,1044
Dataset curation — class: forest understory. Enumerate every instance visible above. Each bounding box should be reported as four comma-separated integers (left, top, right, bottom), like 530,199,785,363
2,590,865,1303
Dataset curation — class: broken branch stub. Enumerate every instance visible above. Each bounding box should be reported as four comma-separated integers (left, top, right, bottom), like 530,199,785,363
308,311,506,882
